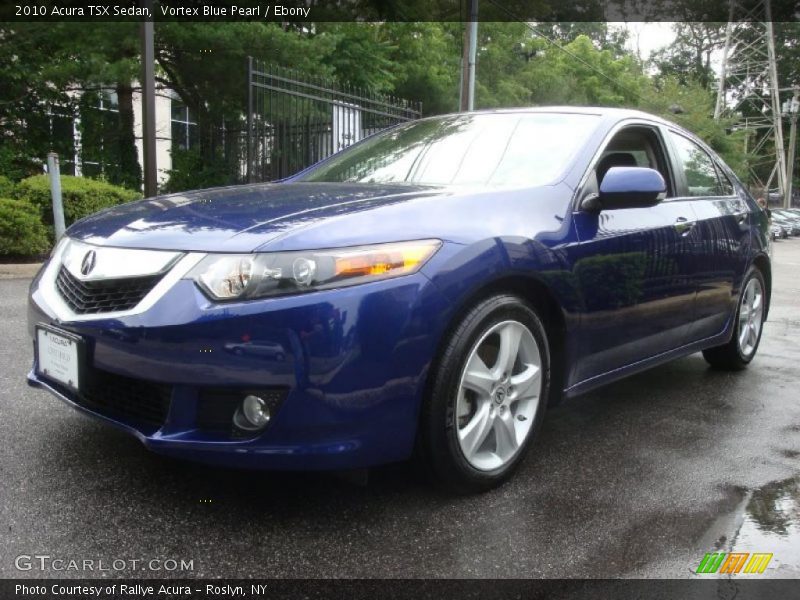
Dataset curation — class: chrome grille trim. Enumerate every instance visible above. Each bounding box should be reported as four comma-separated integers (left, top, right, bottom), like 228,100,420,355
38,238,207,322
61,239,183,281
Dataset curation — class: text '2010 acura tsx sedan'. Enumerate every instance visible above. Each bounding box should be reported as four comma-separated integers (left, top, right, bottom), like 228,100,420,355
28,108,771,492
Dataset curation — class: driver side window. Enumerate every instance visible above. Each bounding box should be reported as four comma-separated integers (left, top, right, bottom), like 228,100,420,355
593,127,672,197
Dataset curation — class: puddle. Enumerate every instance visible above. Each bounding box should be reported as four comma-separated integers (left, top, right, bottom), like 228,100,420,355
728,477,800,576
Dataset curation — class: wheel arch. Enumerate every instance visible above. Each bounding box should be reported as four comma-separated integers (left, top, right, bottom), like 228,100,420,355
751,253,771,320
427,272,570,409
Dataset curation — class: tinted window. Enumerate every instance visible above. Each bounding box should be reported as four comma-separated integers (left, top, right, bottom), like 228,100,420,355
300,113,600,188
669,132,722,197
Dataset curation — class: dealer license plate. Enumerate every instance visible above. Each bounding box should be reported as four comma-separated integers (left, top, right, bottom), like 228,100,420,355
36,325,82,391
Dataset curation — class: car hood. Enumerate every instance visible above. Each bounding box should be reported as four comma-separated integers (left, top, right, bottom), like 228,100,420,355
66,182,452,252
66,180,571,252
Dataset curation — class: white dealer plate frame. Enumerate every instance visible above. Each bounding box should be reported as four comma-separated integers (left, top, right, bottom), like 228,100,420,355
36,324,84,392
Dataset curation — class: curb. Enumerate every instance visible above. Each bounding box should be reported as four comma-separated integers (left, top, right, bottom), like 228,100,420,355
0,263,43,279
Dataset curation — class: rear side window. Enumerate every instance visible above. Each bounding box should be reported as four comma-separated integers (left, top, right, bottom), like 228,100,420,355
668,132,723,197
715,165,735,196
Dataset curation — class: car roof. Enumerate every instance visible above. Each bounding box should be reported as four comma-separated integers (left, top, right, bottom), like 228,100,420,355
409,106,703,153
429,106,674,125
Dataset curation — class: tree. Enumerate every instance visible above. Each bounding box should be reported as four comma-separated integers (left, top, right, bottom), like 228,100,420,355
650,23,726,89
643,76,747,174
533,22,629,57
313,23,396,93
0,24,75,179
3,20,796,193
377,22,461,115
0,23,142,188
57,24,142,190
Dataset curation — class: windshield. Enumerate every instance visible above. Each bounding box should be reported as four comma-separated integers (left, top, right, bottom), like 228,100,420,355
298,112,600,188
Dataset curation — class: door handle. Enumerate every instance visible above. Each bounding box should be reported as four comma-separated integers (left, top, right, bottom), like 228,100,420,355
674,216,696,235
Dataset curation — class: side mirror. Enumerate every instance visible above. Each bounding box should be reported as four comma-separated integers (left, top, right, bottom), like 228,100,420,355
582,166,666,212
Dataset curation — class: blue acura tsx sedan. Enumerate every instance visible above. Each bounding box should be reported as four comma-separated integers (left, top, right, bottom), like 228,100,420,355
28,107,771,492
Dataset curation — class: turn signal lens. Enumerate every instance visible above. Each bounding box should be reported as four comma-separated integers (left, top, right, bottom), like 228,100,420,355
333,244,437,280
189,240,441,301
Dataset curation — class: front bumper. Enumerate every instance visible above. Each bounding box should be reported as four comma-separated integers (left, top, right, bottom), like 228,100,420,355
27,256,451,470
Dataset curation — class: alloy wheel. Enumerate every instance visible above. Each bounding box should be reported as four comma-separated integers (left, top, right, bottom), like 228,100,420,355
738,277,764,357
455,320,543,471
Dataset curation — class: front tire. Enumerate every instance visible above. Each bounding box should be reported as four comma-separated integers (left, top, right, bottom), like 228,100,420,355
420,294,550,494
702,267,766,370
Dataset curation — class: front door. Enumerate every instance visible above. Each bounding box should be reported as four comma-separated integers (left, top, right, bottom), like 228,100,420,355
568,124,697,384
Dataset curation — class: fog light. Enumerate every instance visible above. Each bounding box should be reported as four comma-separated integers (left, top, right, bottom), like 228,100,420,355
233,394,271,431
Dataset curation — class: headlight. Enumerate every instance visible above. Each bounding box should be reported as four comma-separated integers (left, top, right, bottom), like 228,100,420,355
188,239,441,301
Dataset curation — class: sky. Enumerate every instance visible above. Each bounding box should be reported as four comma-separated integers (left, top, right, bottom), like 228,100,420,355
620,22,725,76
621,22,678,61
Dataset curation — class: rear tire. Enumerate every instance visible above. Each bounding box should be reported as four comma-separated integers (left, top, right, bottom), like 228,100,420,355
702,267,766,370
420,294,550,494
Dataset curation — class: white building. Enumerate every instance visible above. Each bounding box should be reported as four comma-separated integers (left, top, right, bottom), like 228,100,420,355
57,85,196,186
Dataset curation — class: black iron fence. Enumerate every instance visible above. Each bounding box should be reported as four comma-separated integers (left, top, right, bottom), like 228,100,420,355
246,59,421,182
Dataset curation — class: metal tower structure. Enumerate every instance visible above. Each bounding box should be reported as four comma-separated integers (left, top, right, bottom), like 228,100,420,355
714,0,791,207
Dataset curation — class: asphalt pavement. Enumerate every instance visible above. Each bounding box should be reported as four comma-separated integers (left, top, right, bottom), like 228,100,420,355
1,241,799,579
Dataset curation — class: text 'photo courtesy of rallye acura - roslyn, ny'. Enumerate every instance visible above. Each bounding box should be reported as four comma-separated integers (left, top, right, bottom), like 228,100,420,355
28,107,771,493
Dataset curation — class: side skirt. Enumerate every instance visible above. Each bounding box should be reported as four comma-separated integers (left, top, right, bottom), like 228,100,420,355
563,323,734,400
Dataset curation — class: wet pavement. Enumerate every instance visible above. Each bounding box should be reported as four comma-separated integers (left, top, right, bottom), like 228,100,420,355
1,241,799,579
730,477,800,576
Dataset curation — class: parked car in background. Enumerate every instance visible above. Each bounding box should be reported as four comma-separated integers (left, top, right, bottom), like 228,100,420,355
770,222,785,240
773,209,800,226
27,107,772,492
224,340,287,361
772,212,800,236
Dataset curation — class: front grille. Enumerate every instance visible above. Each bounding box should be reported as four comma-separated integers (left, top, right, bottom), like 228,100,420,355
56,265,163,314
76,368,172,430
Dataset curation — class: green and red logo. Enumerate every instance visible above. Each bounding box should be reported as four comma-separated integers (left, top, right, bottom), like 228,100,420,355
696,552,773,575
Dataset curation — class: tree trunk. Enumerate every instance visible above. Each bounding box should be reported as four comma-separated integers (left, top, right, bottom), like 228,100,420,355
114,80,142,191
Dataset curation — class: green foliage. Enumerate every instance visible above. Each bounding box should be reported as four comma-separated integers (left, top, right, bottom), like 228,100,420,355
315,23,396,93
536,23,630,57
0,146,31,183
53,24,142,190
643,77,748,175
0,198,50,257
650,23,725,89
0,175,15,198
0,23,143,184
161,149,234,194
14,175,140,233
3,20,796,192
380,22,461,115
535,35,648,107
472,29,649,110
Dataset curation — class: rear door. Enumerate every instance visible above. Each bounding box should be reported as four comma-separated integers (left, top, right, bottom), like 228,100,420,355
665,130,751,341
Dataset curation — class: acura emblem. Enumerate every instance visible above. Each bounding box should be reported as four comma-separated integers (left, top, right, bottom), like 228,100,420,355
80,250,97,276
495,387,506,404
